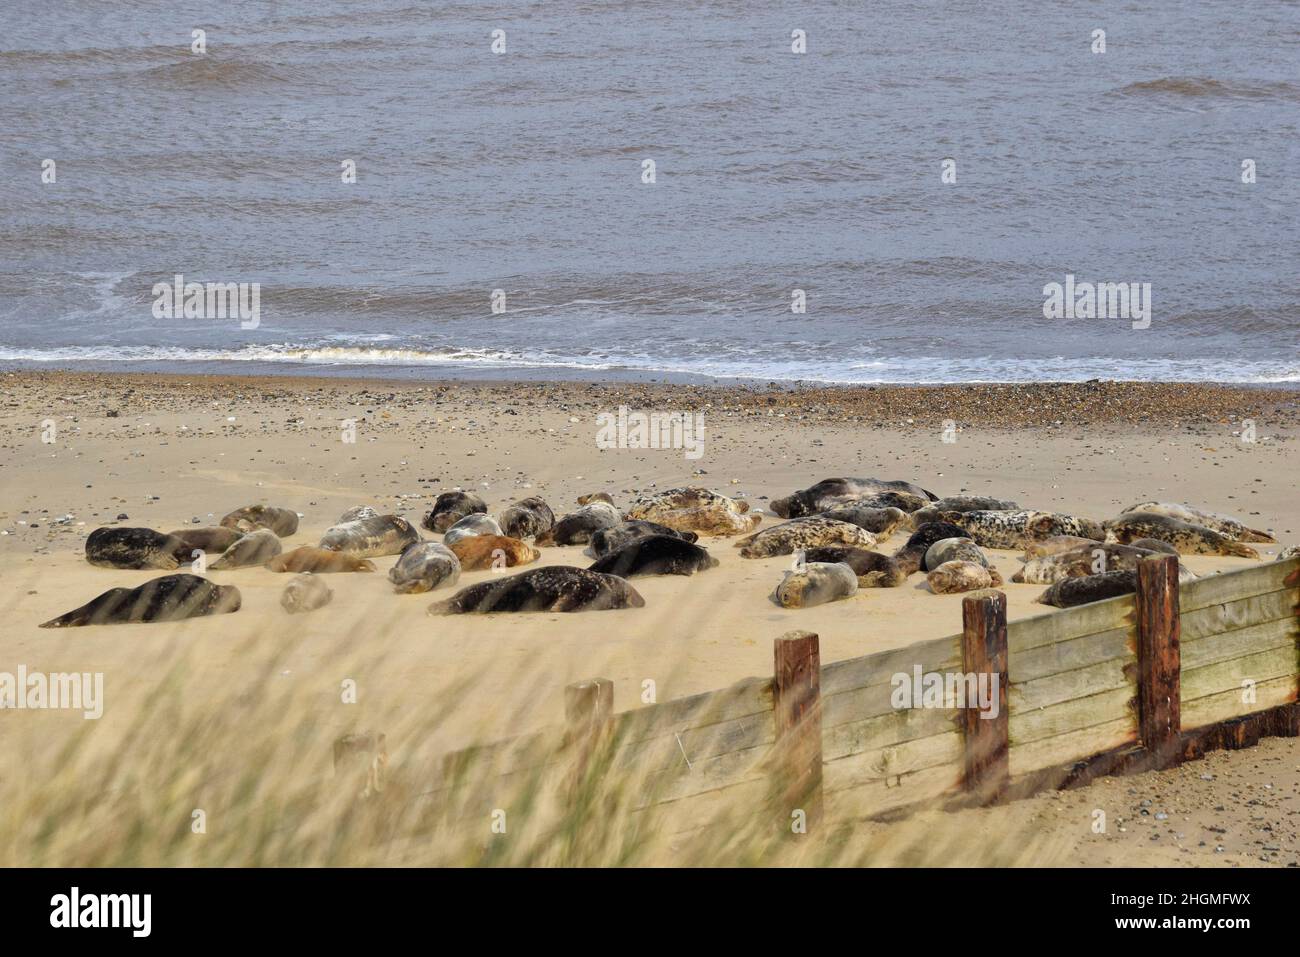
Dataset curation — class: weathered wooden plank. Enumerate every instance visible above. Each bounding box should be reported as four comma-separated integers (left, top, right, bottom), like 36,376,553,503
820,633,961,698
961,590,1009,800
636,743,769,808
1009,625,1132,684
822,679,917,730
1009,715,1137,776
649,776,771,837
824,763,962,820
1011,657,1131,712
1182,616,1298,672
1179,558,1299,613
1181,675,1297,731
772,631,823,831
613,710,774,774
1136,555,1181,762
821,731,963,792
608,675,774,745
823,705,958,763
1007,594,1135,655
1180,587,1297,642
1010,684,1136,746
1182,645,1300,703
439,727,564,781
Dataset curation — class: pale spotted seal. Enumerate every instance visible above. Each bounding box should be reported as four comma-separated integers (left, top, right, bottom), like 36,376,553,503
774,562,858,608
281,574,332,614
209,529,283,569
770,478,937,518
220,505,299,537
167,527,243,556
1035,570,1138,608
388,542,462,594
319,515,420,557
927,561,1001,594
265,546,376,573
496,496,556,540
589,521,698,558
429,566,645,614
85,527,185,570
1106,513,1259,558
1120,502,1275,543
338,505,379,523
947,510,1105,549
910,498,1020,527
576,492,616,506
588,535,718,577
819,491,932,514
449,535,540,570
814,505,908,540
1278,544,1300,562
422,491,487,533
535,502,622,545
802,546,906,587
737,517,877,559
1023,535,1119,560
923,537,993,572
624,488,760,536
40,574,241,628
1128,538,1178,555
1013,543,1195,585
442,513,503,546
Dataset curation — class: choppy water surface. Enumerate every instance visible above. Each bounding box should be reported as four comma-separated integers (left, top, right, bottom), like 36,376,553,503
2,1,1297,382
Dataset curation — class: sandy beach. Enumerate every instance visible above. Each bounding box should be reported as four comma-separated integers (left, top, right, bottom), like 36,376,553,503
1,370,1296,866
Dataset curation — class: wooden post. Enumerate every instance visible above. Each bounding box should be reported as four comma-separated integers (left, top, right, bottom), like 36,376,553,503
960,590,1009,803
563,678,613,792
1135,555,1181,767
772,630,823,835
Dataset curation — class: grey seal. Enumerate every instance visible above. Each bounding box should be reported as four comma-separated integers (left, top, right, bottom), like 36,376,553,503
496,496,556,539
281,574,333,614
319,515,420,557
927,561,1001,594
588,535,718,577
429,566,645,614
1120,502,1274,543
737,517,877,559
589,520,699,558
442,513,503,546
770,478,937,518
1035,570,1139,608
389,542,462,594
209,529,283,569
85,527,185,570
219,505,299,537
40,574,241,628
802,545,906,587
1106,513,1259,559
774,562,858,608
422,491,488,533
535,502,622,545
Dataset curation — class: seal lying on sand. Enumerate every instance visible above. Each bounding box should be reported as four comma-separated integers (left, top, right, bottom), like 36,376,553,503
536,502,622,545
928,561,1001,594
449,535,540,570
1025,535,1118,560
422,491,487,533
588,535,718,577
589,521,698,558
40,574,241,628
819,491,932,514
803,546,906,587
442,514,502,546
1106,513,1259,558
338,505,379,523
388,542,461,594
814,505,908,540
892,522,970,576
625,488,760,536
576,492,616,506
774,562,858,608
85,527,185,570
281,574,332,614
946,510,1105,549
1120,502,1275,543
910,498,1019,527
770,478,937,518
1013,543,1194,584
429,566,645,614
220,505,299,537
319,515,420,557
737,517,876,558
496,496,555,540
167,527,243,556
209,529,283,569
923,537,992,572
1279,544,1300,562
265,546,376,573
1036,570,1138,608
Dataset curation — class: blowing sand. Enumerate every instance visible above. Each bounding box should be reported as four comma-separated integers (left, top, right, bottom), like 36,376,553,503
0,371,1296,866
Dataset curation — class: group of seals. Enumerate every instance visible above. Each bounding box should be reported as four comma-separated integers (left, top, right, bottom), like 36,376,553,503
1013,542,1194,585
1105,513,1259,559
1120,502,1274,543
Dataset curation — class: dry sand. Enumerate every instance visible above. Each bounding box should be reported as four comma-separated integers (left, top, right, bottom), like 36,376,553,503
0,371,1296,866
